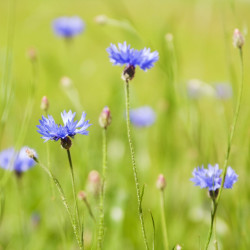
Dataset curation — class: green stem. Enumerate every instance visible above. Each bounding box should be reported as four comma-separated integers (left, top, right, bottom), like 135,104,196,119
204,48,244,249
97,128,107,249
33,157,83,250
160,190,169,250
124,80,149,250
66,150,82,246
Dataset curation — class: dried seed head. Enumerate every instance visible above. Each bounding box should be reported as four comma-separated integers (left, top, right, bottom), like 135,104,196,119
156,174,166,190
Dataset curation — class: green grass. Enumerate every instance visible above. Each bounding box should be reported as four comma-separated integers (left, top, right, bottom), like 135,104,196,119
0,0,250,249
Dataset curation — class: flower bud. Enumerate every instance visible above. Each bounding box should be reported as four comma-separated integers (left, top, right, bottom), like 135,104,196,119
99,106,111,129
60,76,72,88
165,33,173,42
233,29,244,49
27,48,37,62
94,15,108,25
25,148,36,160
156,174,166,190
87,170,101,196
78,190,87,201
40,96,49,112
176,244,182,250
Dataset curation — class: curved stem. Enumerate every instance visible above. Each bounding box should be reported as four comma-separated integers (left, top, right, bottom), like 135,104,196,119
124,80,149,250
33,157,83,250
160,190,169,250
97,128,107,249
204,48,244,249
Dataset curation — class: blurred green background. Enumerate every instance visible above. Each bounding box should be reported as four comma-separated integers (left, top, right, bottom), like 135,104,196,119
0,0,250,249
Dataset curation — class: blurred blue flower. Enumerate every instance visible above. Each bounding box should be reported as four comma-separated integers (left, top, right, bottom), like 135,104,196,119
53,16,85,37
37,110,91,142
130,106,156,127
190,164,238,191
0,147,36,173
214,83,233,99
107,42,159,71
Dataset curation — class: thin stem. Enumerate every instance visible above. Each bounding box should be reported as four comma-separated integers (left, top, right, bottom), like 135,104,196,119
204,199,216,250
160,190,169,250
204,47,244,249
66,150,81,245
124,80,149,250
33,157,83,250
97,128,107,249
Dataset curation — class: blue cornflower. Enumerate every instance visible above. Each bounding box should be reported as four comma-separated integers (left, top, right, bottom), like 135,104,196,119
37,110,91,149
53,16,85,38
214,83,233,100
190,164,238,191
107,42,159,80
0,147,36,174
130,106,156,127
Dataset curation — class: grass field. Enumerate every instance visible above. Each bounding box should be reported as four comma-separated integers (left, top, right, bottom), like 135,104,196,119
0,0,250,249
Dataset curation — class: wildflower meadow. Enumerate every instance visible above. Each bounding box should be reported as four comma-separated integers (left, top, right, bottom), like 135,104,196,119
0,0,250,249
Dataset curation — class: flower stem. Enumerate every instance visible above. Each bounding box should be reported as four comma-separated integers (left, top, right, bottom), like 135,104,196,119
204,47,244,249
66,149,82,245
97,128,107,249
124,80,149,250
33,157,83,250
160,190,169,250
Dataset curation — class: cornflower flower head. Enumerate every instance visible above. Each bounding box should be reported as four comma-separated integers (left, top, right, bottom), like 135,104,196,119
0,147,37,176
107,42,159,81
214,83,233,100
37,110,91,149
190,164,238,195
53,16,85,38
130,106,156,127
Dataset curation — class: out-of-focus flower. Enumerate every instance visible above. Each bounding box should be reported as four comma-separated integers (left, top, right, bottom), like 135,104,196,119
0,147,36,174
214,83,233,100
129,106,156,127
190,164,238,191
99,106,111,129
37,110,91,149
87,170,101,196
233,28,244,49
187,79,215,99
94,15,108,25
107,42,159,80
60,76,72,88
78,190,87,201
52,16,85,38
27,48,37,62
